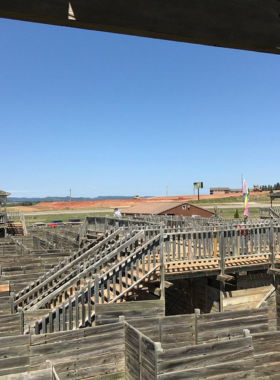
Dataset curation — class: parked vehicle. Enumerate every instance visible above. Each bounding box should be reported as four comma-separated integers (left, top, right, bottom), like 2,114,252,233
32,222,47,228
67,218,81,225
47,220,64,227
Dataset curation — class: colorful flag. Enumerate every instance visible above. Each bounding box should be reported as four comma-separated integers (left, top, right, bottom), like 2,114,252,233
243,180,249,217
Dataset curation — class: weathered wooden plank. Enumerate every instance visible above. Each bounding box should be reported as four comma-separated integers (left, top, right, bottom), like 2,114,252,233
56,361,125,380
52,351,125,373
0,344,30,360
0,368,52,379
197,308,268,322
197,315,268,333
157,359,255,379
158,336,252,361
95,300,165,325
31,330,124,357
252,331,280,354
31,322,124,345
157,344,253,374
0,365,31,378
0,355,30,370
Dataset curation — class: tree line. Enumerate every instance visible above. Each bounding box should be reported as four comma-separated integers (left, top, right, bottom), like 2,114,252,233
258,183,280,191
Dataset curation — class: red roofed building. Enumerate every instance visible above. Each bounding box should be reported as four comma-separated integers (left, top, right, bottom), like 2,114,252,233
122,201,214,218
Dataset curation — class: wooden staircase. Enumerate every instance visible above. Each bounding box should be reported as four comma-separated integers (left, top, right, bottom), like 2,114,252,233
22,232,162,334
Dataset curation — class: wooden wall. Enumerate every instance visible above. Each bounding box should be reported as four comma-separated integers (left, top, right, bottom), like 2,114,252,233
196,307,269,344
164,280,192,315
30,322,126,379
192,279,220,313
0,312,23,337
252,330,280,379
125,320,256,380
165,278,220,316
0,335,31,377
0,305,275,380
95,300,165,326
0,295,12,315
0,322,126,379
129,314,195,349
125,323,158,380
156,334,255,379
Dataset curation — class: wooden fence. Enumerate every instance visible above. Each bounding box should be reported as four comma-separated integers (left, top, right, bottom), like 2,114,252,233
0,301,275,380
125,323,255,380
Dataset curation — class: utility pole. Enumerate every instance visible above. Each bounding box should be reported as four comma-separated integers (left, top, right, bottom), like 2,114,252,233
69,189,71,209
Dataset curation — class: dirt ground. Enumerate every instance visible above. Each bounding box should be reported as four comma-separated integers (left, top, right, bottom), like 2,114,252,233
10,192,266,212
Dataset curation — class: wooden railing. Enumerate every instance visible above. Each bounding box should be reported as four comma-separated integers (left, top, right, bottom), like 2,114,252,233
14,227,118,309
30,230,145,311
33,234,161,334
163,225,275,261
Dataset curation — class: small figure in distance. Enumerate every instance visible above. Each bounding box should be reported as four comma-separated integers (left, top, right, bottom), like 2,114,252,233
114,208,122,218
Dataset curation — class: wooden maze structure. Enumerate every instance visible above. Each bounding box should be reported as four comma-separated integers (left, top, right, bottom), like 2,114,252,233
1,215,280,378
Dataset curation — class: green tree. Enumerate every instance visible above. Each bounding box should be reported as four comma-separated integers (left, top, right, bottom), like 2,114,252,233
234,209,239,218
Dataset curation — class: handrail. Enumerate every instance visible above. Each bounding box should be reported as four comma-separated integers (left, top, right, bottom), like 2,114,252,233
28,230,145,310
31,234,160,334
14,227,119,307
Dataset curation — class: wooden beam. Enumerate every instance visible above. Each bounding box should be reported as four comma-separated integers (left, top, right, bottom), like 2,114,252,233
0,0,280,54
267,268,280,276
216,274,234,282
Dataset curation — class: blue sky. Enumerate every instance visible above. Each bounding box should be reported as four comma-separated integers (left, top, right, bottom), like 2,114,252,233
1,18,280,198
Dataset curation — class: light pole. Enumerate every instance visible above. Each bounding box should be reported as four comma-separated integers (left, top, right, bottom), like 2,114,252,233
69,189,71,209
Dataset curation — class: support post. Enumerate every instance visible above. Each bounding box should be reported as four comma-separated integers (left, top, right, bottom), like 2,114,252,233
270,221,275,269
94,274,99,305
160,223,165,300
10,292,15,314
219,231,225,276
194,308,200,345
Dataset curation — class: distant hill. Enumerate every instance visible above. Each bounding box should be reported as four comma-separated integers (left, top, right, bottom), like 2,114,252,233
7,196,151,203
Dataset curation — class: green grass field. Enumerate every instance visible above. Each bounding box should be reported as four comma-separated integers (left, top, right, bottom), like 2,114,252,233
202,207,260,219
25,211,114,226
191,193,270,205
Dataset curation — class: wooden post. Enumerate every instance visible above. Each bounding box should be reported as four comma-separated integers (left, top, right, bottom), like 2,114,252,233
75,292,79,329
56,306,60,332
81,287,85,327
10,292,15,314
18,307,24,334
219,231,225,276
49,311,53,333
160,224,165,300
270,221,275,269
194,308,200,345
159,317,162,343
94,274,99,305
220,282,225,312
68,299,73,331
154,341,162,379
62,301,66,331
87,281,92,325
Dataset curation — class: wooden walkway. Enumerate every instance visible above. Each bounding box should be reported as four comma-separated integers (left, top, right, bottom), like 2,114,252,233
1,216,280,334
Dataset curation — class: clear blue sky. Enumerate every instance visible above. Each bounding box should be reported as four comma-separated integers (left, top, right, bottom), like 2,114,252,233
1,18,280,198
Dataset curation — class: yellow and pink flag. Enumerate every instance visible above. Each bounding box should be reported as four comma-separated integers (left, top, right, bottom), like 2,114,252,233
243,180,249,217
